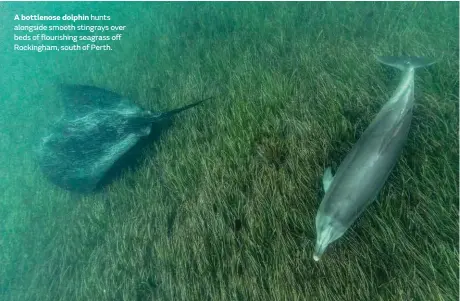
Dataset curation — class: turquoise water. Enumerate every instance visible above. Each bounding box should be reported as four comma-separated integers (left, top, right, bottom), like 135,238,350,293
0,2,458,301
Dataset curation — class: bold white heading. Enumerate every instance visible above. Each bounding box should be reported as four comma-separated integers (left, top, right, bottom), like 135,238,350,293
14,14,111,22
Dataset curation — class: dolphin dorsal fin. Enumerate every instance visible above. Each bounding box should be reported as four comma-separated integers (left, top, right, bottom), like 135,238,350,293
378,109,412,155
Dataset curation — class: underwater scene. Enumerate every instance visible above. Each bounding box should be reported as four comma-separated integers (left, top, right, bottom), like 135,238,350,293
0,2,458,301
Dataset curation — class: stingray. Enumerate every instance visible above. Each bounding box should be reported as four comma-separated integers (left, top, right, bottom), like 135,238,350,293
38,84,208,192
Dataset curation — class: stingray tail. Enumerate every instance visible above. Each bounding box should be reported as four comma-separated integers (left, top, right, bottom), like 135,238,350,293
159,97,212,119
376,56,436,71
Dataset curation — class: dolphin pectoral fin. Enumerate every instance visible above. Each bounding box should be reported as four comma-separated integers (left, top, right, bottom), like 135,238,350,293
322,167,334,192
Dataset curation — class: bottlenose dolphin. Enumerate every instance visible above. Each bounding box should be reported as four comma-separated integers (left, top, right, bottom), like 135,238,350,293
314,56,436,261
38,84,209,193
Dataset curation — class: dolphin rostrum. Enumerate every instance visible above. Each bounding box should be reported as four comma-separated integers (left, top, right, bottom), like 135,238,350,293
313,56,436,261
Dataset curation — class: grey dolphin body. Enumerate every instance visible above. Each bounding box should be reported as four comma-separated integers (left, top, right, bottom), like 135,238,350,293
313,56,436,261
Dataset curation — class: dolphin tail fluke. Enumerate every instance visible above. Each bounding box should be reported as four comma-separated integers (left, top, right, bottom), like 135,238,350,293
376,56,436,71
